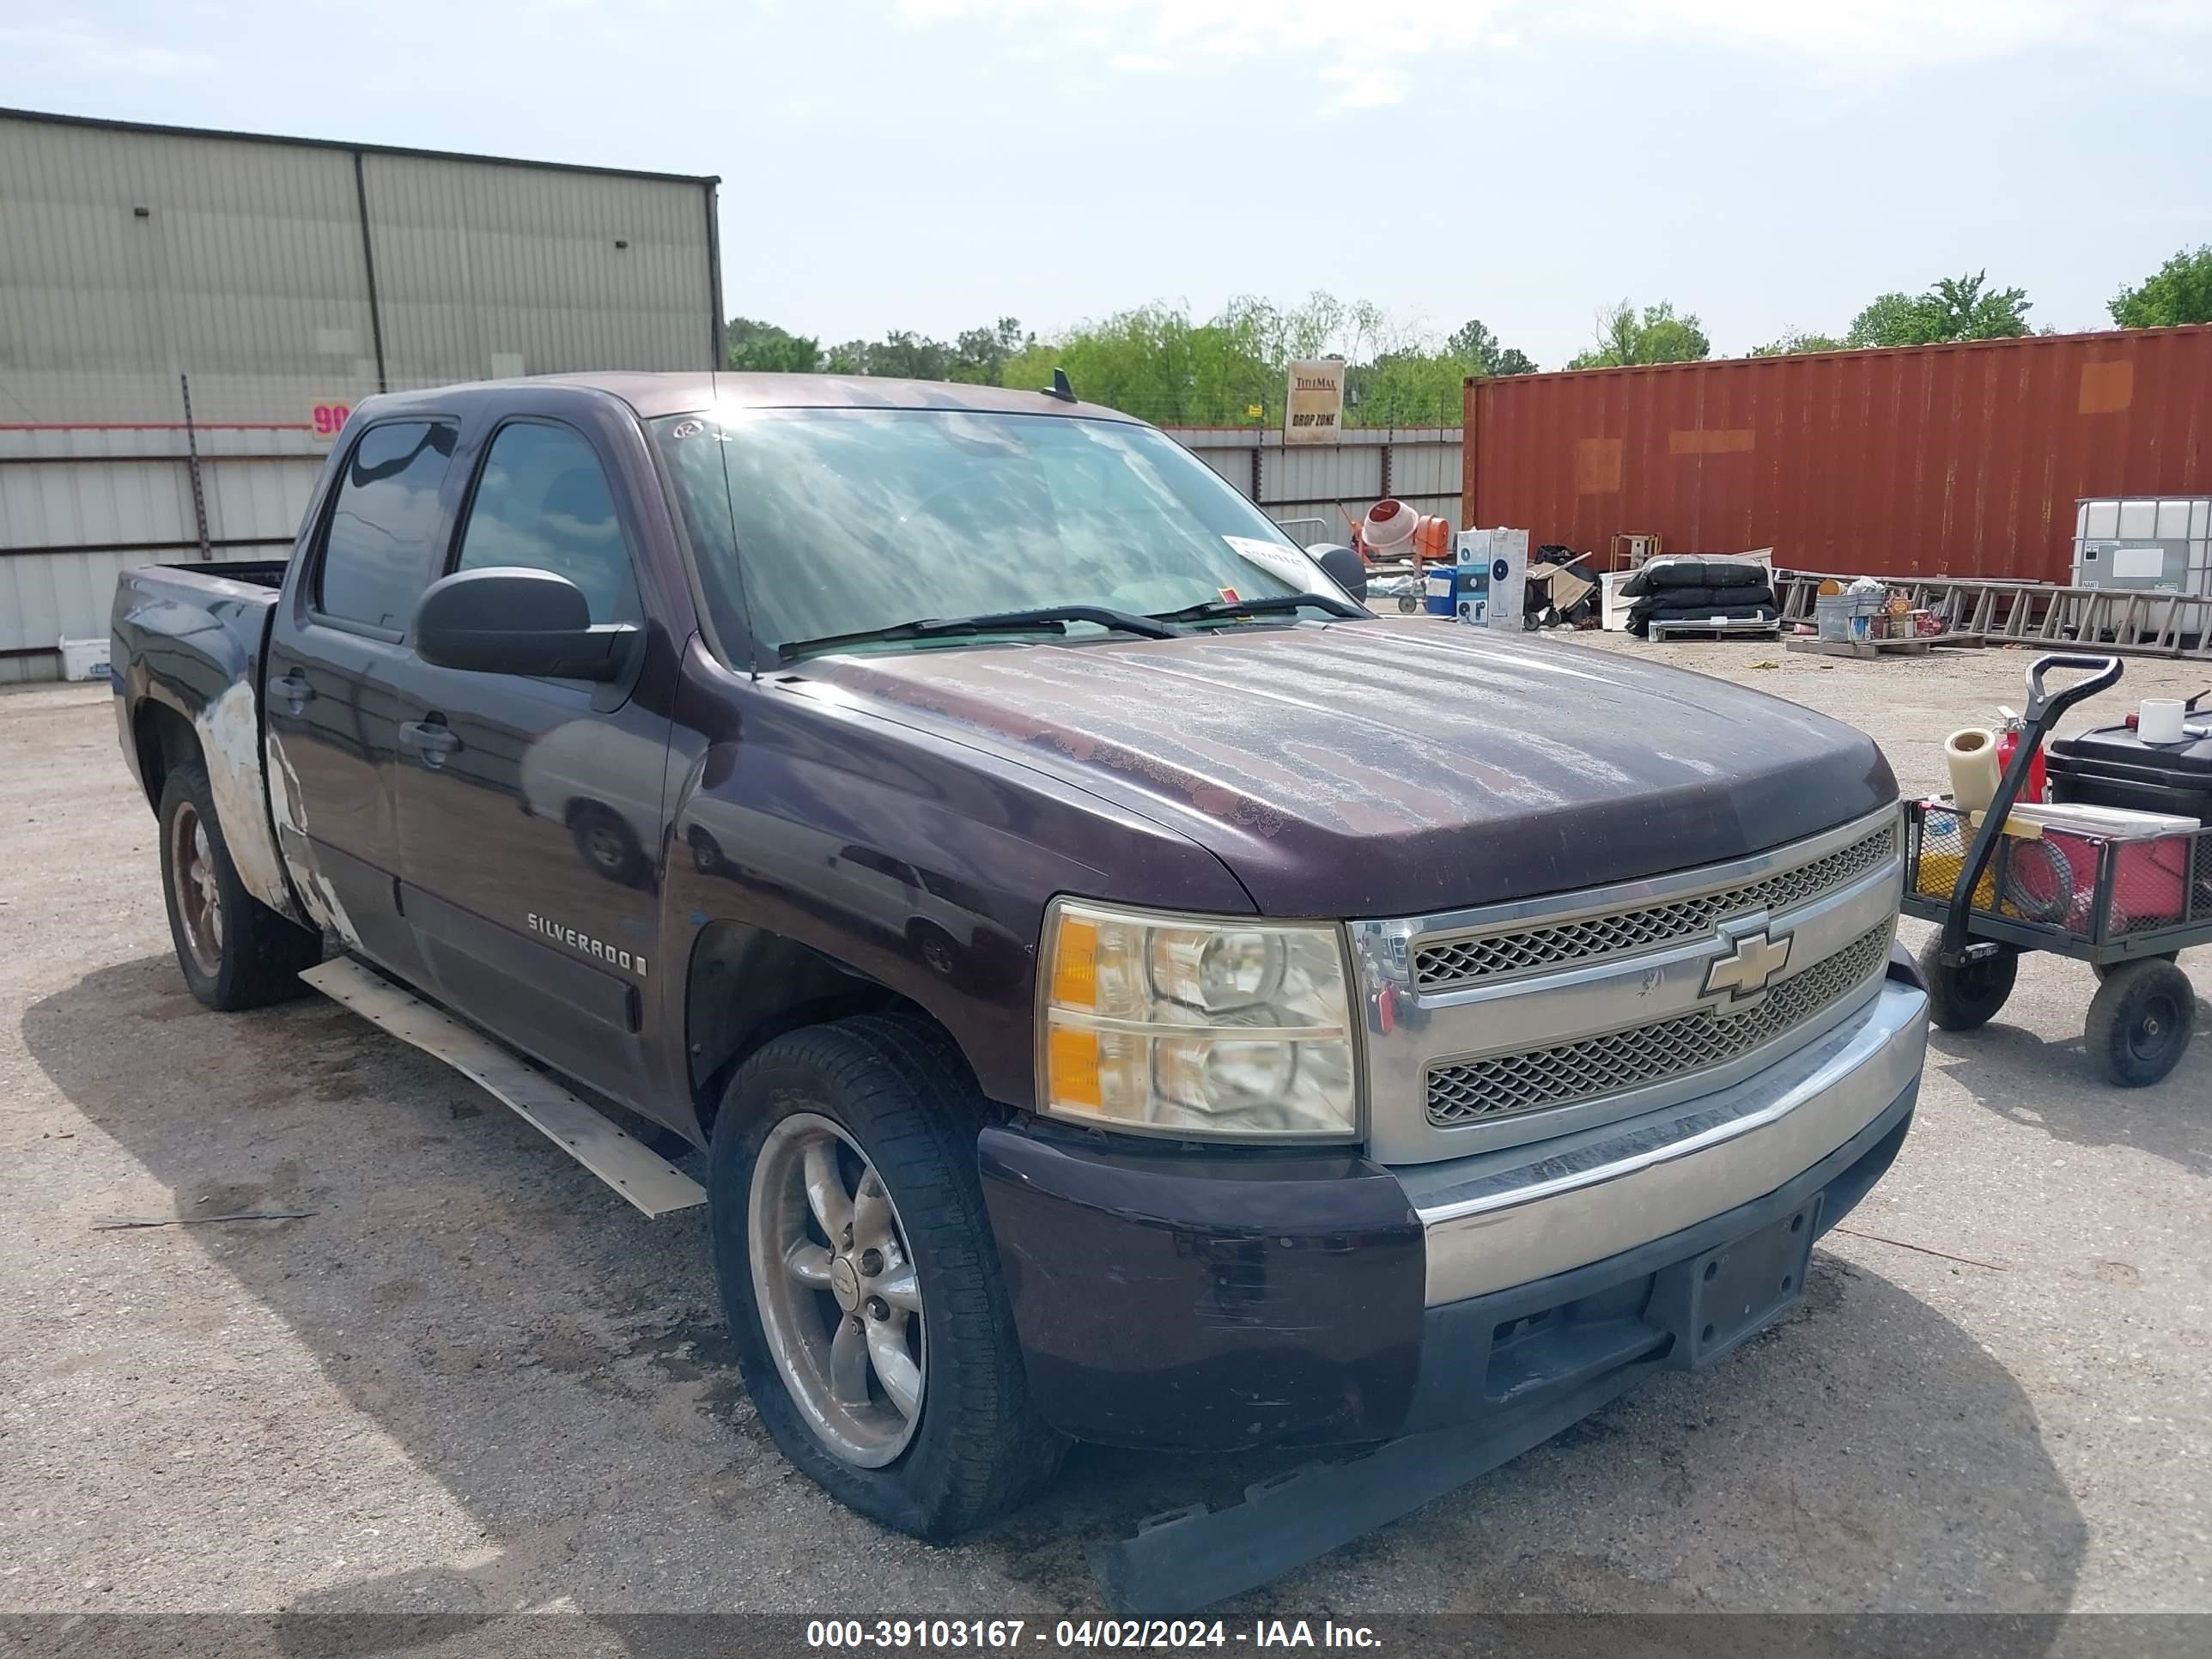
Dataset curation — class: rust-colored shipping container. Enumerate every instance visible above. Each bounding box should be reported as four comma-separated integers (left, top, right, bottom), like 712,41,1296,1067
1462,325,2212,583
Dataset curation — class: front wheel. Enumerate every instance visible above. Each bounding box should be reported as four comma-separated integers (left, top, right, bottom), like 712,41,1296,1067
708,1016,1064,1538
2086,958,2195,1087
1917,934,2019,1031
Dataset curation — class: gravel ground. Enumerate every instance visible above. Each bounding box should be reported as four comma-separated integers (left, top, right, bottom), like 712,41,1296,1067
3,638,2207,1620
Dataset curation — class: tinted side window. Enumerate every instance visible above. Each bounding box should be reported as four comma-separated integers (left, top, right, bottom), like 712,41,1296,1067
453,422,639,623
316,421,459,630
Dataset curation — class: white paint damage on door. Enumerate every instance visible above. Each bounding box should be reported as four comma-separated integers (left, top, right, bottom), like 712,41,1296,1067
194,681,301,921
265,725,361,948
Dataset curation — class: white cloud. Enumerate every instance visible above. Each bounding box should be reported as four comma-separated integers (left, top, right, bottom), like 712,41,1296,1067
0,22,216,76
899,1,2212,109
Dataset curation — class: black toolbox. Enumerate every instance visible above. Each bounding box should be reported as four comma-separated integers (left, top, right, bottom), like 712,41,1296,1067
2047,721,2212,820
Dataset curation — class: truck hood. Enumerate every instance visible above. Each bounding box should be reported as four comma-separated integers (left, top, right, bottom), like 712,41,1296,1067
800,618,1896,918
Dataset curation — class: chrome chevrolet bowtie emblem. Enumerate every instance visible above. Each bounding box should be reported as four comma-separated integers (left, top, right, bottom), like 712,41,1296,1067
1704,929,1793,1006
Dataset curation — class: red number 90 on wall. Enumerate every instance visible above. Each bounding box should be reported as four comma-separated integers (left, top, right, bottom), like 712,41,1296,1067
311,402,353,438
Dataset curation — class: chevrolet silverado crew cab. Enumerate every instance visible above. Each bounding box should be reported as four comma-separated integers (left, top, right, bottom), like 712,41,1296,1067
113,373,1929,1559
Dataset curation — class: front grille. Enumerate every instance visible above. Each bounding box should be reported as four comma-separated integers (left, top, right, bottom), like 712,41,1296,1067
1413,819,1899,993
1424,924,1892,1127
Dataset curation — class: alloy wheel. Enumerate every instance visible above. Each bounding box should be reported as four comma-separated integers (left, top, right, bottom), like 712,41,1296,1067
748,1113,926,1468
169,800,223,978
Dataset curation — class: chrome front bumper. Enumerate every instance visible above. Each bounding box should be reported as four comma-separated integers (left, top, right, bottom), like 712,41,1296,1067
1398,978,1929,1306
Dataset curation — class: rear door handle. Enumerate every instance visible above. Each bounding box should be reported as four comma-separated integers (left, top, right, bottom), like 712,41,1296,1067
274,669,314,712
398,716,462,769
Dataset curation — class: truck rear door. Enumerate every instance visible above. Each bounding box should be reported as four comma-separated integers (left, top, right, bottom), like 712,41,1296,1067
265,416,460,979
387,413,672,1107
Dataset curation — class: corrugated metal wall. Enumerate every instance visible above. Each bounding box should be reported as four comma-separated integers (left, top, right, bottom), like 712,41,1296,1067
1165,427,1460,544
362,152,717,392
1464,325,2212,583
0,425,329,684
0,108,719,679
0,118,376,424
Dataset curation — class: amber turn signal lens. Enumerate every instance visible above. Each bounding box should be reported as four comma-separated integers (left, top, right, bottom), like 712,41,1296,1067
1047,1024,1102,1108
1050,915,1099,1009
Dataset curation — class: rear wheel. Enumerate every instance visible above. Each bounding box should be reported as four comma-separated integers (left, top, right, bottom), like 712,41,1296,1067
1917,934,2019,1031
2085,958,2195,1087
708,1015,1064,1537
158,760,322,1011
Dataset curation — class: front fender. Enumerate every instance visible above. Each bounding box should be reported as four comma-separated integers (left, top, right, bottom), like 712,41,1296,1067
656,646,1254,1114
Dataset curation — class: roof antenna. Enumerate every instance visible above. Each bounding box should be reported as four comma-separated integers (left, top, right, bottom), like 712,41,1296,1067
1042,367,1076,403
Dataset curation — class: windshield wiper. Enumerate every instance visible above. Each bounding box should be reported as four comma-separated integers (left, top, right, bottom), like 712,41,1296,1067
778,605,1178,662
1147,592,1367,626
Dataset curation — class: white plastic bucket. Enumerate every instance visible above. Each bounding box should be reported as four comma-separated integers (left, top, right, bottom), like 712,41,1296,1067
2140,699,2187,744
58,635,110,683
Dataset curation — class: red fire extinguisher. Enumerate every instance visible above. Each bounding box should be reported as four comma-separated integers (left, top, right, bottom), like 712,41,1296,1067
1995,705,2046,803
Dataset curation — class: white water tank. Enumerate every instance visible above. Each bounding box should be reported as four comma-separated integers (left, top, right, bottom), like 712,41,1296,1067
2073,496,2210,595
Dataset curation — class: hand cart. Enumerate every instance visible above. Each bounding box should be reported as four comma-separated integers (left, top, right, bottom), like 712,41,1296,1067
1901,653,2209,1086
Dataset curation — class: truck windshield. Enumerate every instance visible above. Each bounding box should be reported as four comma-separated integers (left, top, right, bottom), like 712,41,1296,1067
649,406,1349,662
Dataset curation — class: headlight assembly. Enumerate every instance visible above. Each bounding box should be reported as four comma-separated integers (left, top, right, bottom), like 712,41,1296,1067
1037,898,1359,1141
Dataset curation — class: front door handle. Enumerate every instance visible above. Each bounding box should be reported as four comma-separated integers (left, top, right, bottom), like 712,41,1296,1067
274,669,314,713
398,716,462,769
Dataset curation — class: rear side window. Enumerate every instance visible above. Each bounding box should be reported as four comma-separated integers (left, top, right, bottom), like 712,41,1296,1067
453,422,639,623
316,421,459,630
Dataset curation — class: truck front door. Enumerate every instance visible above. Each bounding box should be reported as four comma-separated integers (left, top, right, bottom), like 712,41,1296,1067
389,415,672,1107
265,416,459,981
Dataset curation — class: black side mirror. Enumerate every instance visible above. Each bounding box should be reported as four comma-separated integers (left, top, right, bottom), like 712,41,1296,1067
1308,543,1369,603
413,568,638,682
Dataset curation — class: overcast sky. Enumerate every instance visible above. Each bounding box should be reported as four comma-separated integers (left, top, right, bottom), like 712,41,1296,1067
4,2,2208,367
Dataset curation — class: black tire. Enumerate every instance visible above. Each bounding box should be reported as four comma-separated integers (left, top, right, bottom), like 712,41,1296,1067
157,760,323,1011
2092,951,2179,983
688,825,724,875
1917,933,2019,1031
2085,958,2195,1087
568,800,647,887
708,1014,1065,1538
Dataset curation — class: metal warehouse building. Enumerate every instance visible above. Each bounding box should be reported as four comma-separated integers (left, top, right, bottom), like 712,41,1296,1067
0,107,722,681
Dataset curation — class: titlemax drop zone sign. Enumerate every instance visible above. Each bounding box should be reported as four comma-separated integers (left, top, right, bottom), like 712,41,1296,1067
1285,361,1344,444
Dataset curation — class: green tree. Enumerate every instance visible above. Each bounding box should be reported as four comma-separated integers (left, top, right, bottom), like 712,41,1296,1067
1444,319,1538,377
2110,245,2212,328
950,317,1031,384
1567,301,1711,368
972,292,1528,426
1843,292,1932,348
1347,350,1466,426
857,331,952,380
725,316,821,373
1000,302,1279,425
1845,271,2031,347
1928,271,2032,339
1752,329,1844,356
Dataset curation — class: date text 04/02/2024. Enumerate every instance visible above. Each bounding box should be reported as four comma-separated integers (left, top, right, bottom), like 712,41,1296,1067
804,1622,1382,1650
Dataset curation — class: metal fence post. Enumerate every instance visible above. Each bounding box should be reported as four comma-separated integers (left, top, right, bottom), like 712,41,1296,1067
179,372,211,560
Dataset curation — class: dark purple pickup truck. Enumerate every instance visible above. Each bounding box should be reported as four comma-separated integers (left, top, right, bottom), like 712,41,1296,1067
112,373,1928,1590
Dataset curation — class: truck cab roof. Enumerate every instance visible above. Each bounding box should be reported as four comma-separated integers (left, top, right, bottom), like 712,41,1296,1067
357,370,1142,426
